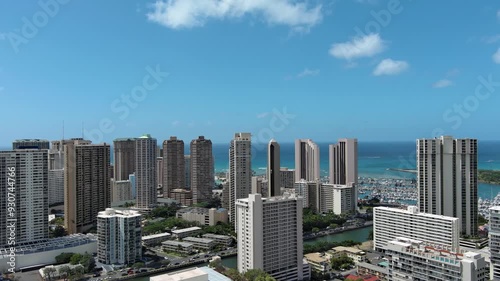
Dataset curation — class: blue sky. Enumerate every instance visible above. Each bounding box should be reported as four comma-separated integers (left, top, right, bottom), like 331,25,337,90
0,0,499,146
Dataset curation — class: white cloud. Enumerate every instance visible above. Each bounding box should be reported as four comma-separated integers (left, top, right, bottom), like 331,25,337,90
373,59,409,76
146,0,322,31
494,48,500,64
257,112,269,118
297,68,320,78
432,79,453,88
329,33,386,60
172,120,180,126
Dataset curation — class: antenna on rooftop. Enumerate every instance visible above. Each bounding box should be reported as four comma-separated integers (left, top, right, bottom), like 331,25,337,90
82,122,84,139
62,120,65,140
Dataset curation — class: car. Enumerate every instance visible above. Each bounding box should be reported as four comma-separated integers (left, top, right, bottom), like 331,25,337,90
174,262,180,265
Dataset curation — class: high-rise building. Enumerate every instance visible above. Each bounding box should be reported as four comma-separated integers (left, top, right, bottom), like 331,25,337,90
64,141,110,234
280,168,295,189
228,133,252,225
111,179,133,203
97,208,142,265
373,206,460,252
417,136,478,236
190,136,214,204
184,155,191,189
163,137,185,198
0,149,48,246
48,169,64,206
236,193,304,281
490,206,500,280
294,139,320,182
156,157,163,191
221,182,229,210
135,134,157,209
113,138,136,181
329,139,358,210
268,139,281,197
12,139,50,150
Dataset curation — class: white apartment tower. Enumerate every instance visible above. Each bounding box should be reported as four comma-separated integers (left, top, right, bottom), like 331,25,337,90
294,139,320,182
329,139,358,210
135,134,157,209
373,206,460,252
489,206,500,280
228,133,252,225
268,139,281,197
236,193,304,281
417,136,478,236
0,149,49,246
97,208,142,265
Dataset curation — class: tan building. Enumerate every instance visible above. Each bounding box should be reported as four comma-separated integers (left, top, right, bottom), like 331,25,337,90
157,157,164,191
329,139,358,209
190,136,214,204
176,207,228,226
163,136,185,198
171,189,193,206
228,133,252,226
135,134,157,209
329,246,366,263
304,252,332,273
295,139,320,182
64,141,110,234
113,138,136,181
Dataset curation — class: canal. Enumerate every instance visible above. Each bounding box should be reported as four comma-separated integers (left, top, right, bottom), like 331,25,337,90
132,226,372,280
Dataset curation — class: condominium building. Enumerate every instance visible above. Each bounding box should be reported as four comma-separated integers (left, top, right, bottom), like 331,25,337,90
236,193,304,281
0,149,48,246
329,139,358,209
417,136,478,236
294,180,311,208
251,176,268,197
373,206,460,252
111,179,133,202
64,141,110,234
176,207,228,226
113,138,136,181
135,134,157,209
490,206,500,280
221,181,229,210
228,133,252,225
48,169,64,205
156,157,163,190
294,139,320,182
163,136,185,198
97,208,142,265
268,139,281,197
280,168,295,189
385,237,488,281
184,155,191,189
170,189,193,206
190,136,214,204
12,139,50,149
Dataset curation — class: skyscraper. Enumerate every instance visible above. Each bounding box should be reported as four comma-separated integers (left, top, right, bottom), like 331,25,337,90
294,139,320,182
190,136,214,204
329,138,358,210
113,138,136,181
163,136,185,198
236,193,304,281
229,133,252,225
64,141,110,234
417,136,478,236
268,139,281,197
135,134,157,209
489,206,500,280
0,149,48,246
184,155,191,189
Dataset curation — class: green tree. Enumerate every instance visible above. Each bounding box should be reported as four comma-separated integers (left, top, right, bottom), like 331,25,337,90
42,267,57,281
69,254,82,265
244,269,276,281
331,254,354,270
55,252,74,264
58,265,72,280
52,225,68,238
132,262,145,269
478,214,488,226
79,253,95,273
68,266,84,281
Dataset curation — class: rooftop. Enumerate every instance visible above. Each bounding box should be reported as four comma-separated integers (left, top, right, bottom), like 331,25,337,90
98,208,141,218
162,241,193,247
172,227,202,234
151,267,231,281
142,233,171,240
183,237,215,244
0,234,97,255
304,252,331,264
374,206,459,221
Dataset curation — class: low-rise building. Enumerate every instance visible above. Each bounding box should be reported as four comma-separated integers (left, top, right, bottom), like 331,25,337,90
142,233,172,246
304,252,332,273
172,227,202,239
356,262,388,281
202,234,233,246
162,241,194,254
150,266,231,281
176,207,228,226
183,237,216,250
329,246,366,263
170,189,193,206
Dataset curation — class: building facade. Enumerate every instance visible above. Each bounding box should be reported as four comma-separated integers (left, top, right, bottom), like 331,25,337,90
135,134,157,209
64,141,110,234
12,139,50,150
417,136,478,236
490,206,500,280
97,208,142,265
329,139,358,210
295,139,320,182
236,193,304,281
176,207,228,226
267,139,281,197
190,136,214,204
113,138,136,181
228,133,252,225
280,168,295,189
163,136,185,198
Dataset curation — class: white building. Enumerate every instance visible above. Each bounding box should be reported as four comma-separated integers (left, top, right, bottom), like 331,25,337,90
329,139,358,210
386,237,488,281
417,136,478,236
236,193,304,281
228,133,252,226
135,134,158,209
490,206,500,280
176,207,228,226
97,208,142,265
150,267,231,281
182,237,216,250
320,183,354,215
111,179,133,202
142,233,171,246
0,149,48,246
373,206,460,252
295,139,320,182
294,180,311,208
171,227,202,239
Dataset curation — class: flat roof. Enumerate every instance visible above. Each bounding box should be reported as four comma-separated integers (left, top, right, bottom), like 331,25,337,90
374,206,459,221
151,267,231,281
183,237,214,244
304,253,331,263
172,227,202,234
142,233,171,240
162,241,193,247
0,234,96,255
357,262,389,273
332,246,364,254
202,234,232,239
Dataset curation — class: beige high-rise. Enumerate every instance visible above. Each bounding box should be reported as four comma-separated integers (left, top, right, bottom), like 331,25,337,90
267,139,281,197
294,139,320,182
329,138,358,210
135,134,157,209
229,133,252,225
64,140,110,234
190,136,214,204
113,138,136,181
163,136,185,198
